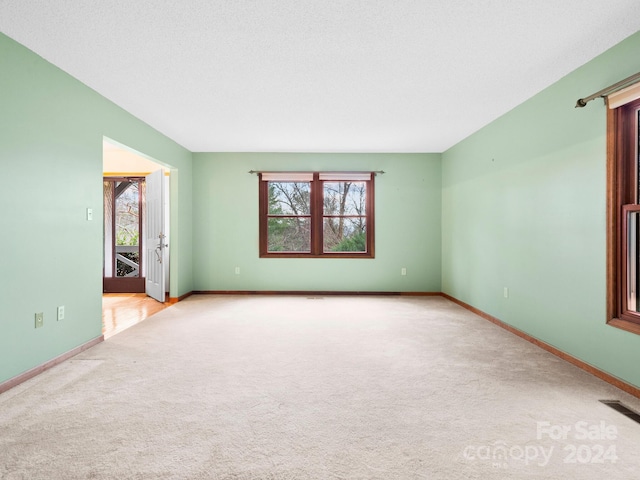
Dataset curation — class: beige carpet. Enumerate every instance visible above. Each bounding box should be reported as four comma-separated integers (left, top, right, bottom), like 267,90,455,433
2,295,640,479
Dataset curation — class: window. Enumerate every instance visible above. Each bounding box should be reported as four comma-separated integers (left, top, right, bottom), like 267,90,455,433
608,97,640,333
259,172,374,258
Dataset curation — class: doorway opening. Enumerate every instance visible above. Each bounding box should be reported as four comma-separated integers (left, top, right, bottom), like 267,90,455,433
102,138,172,337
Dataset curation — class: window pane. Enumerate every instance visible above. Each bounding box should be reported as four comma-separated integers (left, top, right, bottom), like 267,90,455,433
628,210,640,312
268,182,311,215
323,181,367,216
323,218,366,252
116,248,140,277
268,217,311,252
115,181,140,278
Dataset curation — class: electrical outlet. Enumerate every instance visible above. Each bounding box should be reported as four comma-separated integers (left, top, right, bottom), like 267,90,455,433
57,306,65,321
401,267,407,276
35,313,44,328
235,267,240,275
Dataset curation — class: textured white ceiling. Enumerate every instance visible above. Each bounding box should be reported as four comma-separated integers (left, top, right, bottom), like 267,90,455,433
1,1,640,153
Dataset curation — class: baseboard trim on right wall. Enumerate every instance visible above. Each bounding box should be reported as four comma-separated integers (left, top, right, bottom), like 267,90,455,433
440,293,640,400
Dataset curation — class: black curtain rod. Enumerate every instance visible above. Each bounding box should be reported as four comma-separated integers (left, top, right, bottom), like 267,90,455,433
575,71,640,108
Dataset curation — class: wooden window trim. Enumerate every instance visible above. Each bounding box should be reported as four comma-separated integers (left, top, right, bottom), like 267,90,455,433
259,172,375,258
607,98,640,333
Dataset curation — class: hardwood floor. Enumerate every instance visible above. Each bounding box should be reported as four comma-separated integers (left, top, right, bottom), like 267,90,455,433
102,293,169,339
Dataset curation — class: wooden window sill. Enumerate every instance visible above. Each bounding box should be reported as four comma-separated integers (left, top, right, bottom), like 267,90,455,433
607,317,640,335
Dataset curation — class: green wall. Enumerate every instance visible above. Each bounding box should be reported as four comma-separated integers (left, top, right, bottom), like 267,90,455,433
442,31,640,387
4,23,640,393
0,33,193,385
193,153,441,292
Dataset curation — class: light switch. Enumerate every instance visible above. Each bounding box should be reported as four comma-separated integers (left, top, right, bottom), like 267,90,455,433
87,208,93,221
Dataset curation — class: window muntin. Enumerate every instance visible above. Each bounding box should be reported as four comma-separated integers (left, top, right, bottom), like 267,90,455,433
259,172,374,258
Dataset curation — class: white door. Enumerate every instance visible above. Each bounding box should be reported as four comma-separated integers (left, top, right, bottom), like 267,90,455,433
145,169,166,302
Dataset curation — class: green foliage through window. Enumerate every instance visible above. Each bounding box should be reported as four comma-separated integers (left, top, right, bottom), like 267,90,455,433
331,231,367,252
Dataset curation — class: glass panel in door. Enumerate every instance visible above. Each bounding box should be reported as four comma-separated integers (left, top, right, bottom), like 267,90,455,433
103,177,145,293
